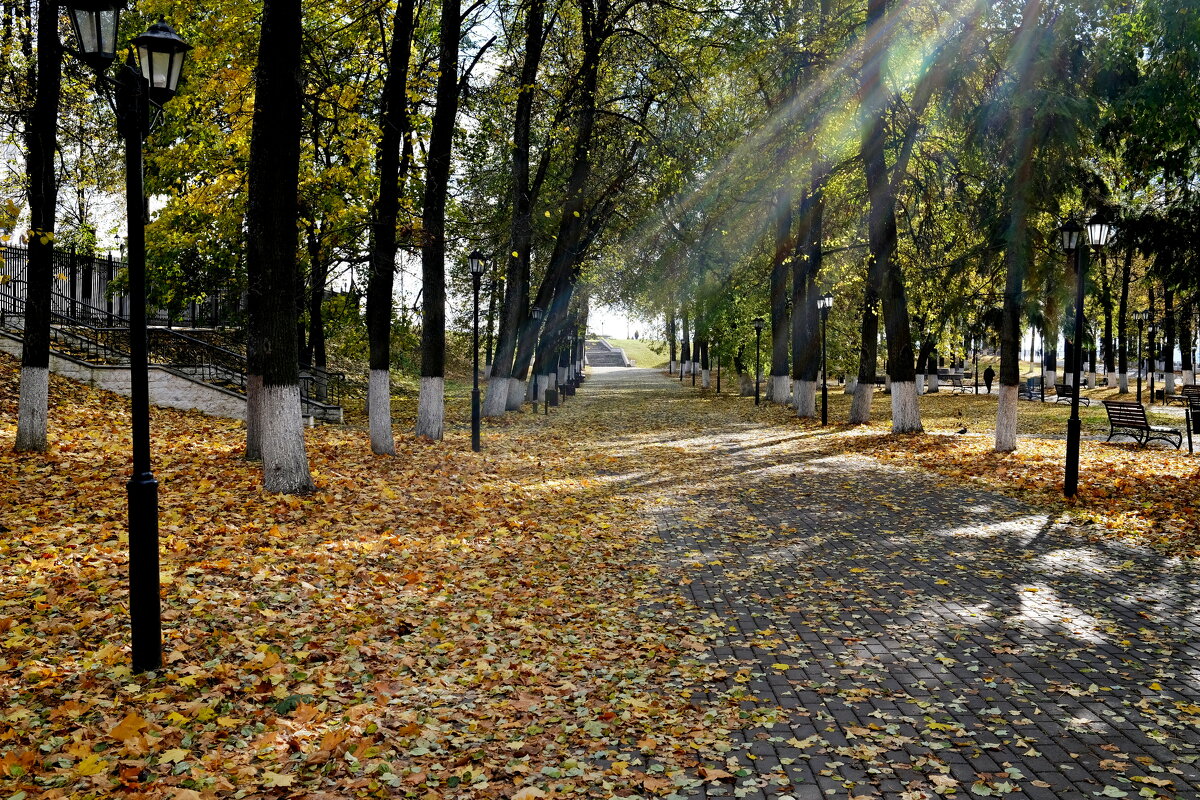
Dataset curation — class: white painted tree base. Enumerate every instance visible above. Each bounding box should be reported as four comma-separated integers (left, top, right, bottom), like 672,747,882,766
508,379,527,410
890,381,922,433
416,376,444,440
701,369,711,388
369,369,396,455
844,377,857,395
483,376,510,418
668,360,676,374
1184,370,1196,386
994,384,1018,452
738,373,754,396
1165,373,1176,394
916,374,925,395
260,383,315,494
1118,372,1128,393
1042,369,1056,388
1087,372,1097,389
558,366,568,386
769,375,790,404
849,381,873,424
794,379,816,418
547,372,557,390
928,373,939,393
15,366,48,452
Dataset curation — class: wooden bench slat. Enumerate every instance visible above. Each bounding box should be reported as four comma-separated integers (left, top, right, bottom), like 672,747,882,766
1102,400,1182,449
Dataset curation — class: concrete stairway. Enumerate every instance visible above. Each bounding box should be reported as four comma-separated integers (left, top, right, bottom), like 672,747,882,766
585,339,629,367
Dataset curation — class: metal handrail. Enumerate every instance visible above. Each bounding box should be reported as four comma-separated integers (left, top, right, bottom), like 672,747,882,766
1,280,345,412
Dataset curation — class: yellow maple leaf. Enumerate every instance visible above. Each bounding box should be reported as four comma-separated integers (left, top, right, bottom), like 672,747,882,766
262,771,295,787
110,712,148,742
75,754,107,776
160,748,190,763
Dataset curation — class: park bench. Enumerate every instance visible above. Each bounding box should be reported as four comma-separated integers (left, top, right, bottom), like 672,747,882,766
1053,383,1090,406
948,376,972,393
1165,384,1200,407
1018,378,1043,401
1101,400,1182,449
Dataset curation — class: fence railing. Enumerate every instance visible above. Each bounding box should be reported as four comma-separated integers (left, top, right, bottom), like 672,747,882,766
0,242,241,328
0,280,344,413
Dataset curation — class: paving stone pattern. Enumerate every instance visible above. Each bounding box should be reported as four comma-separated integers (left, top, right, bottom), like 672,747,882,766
580,367,1200,800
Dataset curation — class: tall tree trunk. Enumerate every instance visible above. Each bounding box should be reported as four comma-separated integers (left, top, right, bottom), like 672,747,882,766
768,187,791,404
246,0,314,493
794,165,827,417
1117,243,1131,391
1164,284,1176,394
1181,297,1194,384
416,0,464,439
860,0,919,432
366,0,415,453
512,0,603,390
485,0,547,416
1099,252,1114,377
15,0,60,453
667,306,677,373
680,308,691,374
995,0,1043,452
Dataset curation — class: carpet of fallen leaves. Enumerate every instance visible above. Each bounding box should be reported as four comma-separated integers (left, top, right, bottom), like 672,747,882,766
0,354,747,799
705,386,1200,557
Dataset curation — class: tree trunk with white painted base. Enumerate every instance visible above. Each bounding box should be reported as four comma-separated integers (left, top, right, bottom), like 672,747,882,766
890,381,922,433
15,368,49,452
767,375,788,405
1118,372,1128,393
369,370,395,454
995,385,1018,452
416,377,444,439
795,379,816,418
508,379,527,410
15,0,61,453
416,0,462,440
850,381,873,423
844,377,857,395
260,384,313,494
245,0,313,493
364,0,415,455
483,377,511,416
915,374,925,395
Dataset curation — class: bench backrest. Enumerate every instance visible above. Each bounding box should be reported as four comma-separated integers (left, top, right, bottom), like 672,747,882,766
1055,383,1076,396
1183,384,1200,398
1103,400,1149,428
1188,394,1200,413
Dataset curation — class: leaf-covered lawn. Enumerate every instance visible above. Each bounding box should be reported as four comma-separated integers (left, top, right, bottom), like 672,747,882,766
0,355,744,799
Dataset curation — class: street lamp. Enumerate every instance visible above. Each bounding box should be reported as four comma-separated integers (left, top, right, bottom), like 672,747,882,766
1060,213,1112,498
817,293,833,425
468,250,485,451
715,339,721,394
753,317,764,406
62,0,191,673
1134,308,1149,403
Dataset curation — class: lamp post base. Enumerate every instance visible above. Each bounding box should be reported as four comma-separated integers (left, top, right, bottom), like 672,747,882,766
1064,416,1081,497
128,473,161,673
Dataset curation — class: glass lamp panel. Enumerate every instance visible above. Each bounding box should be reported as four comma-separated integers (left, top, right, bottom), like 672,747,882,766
1087,220,1113,248
98,9,119,57
69,9,100,54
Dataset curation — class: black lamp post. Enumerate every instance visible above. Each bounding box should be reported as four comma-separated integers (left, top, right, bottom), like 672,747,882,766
62,1,190,674
1134,309,1148,403
1061,213,1113,499
753,317,764,406
468,250,485,451
817,293,833,425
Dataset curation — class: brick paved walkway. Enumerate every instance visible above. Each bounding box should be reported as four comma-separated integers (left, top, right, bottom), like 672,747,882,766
577,367,1200,800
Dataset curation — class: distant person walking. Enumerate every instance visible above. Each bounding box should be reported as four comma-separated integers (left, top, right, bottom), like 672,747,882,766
983,365,995,393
